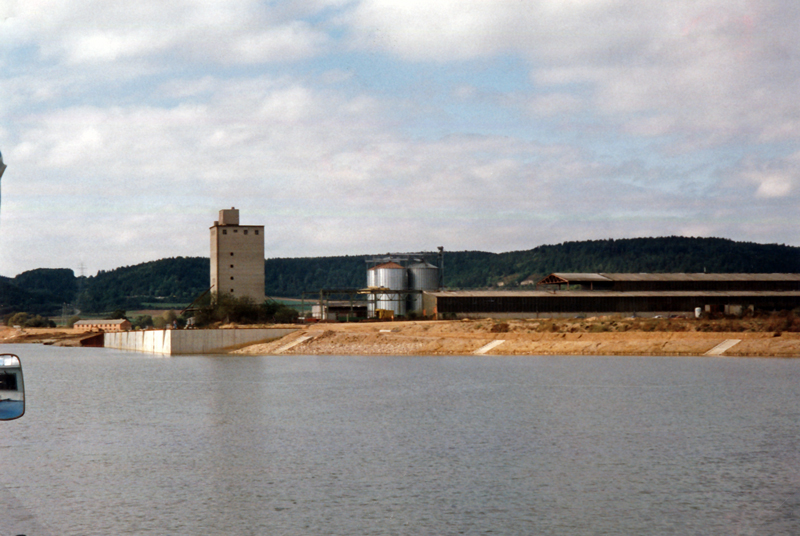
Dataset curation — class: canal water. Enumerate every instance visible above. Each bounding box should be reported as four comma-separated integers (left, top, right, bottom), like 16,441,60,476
2,344,800,535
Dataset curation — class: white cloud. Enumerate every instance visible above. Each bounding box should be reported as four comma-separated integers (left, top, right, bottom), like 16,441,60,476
348,1,800,147
349,0,504,60
231,22,329,63
742,152,800,199
3,0,331,66
753,174,793,198
526,93,583,117
1,0,799,276
66,29,169,63
1,72,620,272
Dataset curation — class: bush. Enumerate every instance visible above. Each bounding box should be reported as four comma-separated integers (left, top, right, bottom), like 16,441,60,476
131,315,154,329
490,322,510,333
161,310,185,328
5,312,55,328
262,300,299,324
192,295,299,327
273,306,299,324
764,311,796,333
6,312,29,327
27,315,56,328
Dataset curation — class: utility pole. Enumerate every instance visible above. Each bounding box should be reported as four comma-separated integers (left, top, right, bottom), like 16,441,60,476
437,246,444,289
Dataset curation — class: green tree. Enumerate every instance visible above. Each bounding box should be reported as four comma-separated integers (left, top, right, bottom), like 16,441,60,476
6,312,29,327
23,315,55,328
262,300,299,324
191,295,298,326
131,315,153,329
6,312,54,328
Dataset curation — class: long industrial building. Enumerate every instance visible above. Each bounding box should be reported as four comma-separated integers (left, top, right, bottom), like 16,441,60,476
422,273,800,319
537,273,800,292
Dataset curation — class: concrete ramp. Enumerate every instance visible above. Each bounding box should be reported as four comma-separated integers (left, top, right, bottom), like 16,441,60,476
274,332,322,354
474,340,506,355
704,339,742,356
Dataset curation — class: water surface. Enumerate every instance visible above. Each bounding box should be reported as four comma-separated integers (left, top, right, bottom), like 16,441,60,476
2,344,799,535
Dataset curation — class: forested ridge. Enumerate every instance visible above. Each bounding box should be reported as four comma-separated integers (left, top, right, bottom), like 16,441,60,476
2,237,799,315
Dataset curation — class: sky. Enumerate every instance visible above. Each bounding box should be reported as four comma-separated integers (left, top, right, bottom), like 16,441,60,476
1,0,799,277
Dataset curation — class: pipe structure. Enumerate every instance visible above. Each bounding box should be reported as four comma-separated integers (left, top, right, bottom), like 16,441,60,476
0,151,6,222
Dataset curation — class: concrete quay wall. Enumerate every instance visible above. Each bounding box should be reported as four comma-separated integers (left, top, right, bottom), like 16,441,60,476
105,328,297,355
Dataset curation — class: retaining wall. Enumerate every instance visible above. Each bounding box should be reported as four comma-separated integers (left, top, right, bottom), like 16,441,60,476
104,328,297,355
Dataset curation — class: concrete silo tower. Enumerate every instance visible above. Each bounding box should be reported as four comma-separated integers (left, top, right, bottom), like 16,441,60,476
210,208,265,302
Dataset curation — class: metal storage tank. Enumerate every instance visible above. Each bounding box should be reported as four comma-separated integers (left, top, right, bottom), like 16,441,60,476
367,262,407,318
407,261,439,314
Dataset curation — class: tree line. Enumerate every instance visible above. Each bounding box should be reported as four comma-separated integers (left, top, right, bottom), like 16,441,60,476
2,237,799,317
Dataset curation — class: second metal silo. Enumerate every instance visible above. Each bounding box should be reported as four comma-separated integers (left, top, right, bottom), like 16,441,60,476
407,261,439,314
367,262,407,318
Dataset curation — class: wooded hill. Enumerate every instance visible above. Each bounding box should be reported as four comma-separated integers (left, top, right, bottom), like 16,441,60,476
2,237,799,316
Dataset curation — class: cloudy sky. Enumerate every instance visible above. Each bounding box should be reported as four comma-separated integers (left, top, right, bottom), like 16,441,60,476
1,0,798,277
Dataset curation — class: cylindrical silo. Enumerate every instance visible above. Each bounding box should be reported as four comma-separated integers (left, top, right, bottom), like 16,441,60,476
367,262,407,318
407,261,439,314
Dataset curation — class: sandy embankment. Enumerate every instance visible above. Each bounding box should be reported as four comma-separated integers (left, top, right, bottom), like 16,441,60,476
0,326,90,346
3,319,798,357
235,319,800,357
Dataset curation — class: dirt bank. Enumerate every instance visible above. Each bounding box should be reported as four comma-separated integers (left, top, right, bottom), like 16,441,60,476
0,326,90,346
4,317,798,357
234,318,800,357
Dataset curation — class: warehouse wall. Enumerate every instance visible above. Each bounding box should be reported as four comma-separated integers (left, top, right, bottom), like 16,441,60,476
430,293,800,318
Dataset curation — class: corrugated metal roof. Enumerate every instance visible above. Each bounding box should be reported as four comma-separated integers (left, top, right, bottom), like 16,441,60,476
549,273,613,282
601,273,800,282
540,273,800,283
74,319,130,325
426,290,800,298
